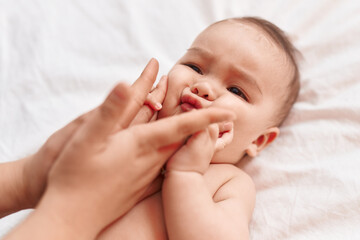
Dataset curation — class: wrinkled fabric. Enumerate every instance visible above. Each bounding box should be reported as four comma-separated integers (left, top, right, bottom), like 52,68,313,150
1,0,359,239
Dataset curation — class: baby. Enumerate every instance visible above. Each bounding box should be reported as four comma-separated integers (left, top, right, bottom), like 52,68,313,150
98,16,300,239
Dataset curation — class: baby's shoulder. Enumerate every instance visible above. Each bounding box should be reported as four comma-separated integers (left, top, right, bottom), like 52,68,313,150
205,164,253,185
204,164,256,203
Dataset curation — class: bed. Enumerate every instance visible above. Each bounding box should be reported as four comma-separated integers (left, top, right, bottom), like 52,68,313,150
1,0,359,239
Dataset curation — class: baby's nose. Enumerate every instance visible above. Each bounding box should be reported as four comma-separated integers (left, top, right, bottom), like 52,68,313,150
191,82,215,100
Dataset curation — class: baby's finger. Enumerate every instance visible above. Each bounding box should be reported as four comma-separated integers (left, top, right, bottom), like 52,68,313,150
215,122,234,151
184,124,219,160
208,123,220,144
166,125,216,173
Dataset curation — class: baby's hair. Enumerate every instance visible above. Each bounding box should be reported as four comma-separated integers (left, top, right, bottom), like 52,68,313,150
216,17,301,127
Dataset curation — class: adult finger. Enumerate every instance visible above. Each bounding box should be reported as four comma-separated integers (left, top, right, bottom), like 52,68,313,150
119,58,159,128
78,82,132,143
130,75,167,125
131,58,159,97
64,59,158,145
139,174,164,202
133,108,236,150
23,111,93,207
39,111,92,159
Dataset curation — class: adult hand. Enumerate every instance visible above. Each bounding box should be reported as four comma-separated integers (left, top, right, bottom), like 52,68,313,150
4,59,235,240
0,60,167,219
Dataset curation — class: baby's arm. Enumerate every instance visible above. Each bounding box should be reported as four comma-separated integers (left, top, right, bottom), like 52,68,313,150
162,125,256,240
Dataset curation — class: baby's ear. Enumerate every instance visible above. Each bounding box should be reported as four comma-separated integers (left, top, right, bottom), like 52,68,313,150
245,127,279,157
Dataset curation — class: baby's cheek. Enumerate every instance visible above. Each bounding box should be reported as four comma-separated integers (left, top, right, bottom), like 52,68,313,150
167,66,193,88
157,92,180,119
158,68,191,119
210,143,245,165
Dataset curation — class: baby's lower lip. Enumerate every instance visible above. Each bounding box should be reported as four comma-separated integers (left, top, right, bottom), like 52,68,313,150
180,103,196,112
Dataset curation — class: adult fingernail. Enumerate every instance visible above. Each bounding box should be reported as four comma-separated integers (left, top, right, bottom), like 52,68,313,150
141,58,159,76
221,121,233,131
155,102,162,110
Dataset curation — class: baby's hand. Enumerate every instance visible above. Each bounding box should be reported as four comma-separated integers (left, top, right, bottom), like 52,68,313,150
215,121,234,152
166,122,232,174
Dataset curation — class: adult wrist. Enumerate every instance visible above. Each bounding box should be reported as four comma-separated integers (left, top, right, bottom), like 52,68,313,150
34,187,107,239
3,199,95,240
0,158,32,217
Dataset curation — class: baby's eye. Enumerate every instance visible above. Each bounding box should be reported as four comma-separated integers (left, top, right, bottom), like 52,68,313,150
185,64,203,74
227,87,249,102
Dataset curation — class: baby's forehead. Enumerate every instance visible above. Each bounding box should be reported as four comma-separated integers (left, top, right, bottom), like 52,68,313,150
197,21,293,83
208,21,277,49
230,21,294,81
197,21,288,64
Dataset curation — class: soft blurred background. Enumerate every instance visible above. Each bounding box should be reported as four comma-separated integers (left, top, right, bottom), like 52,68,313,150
1,0,360,239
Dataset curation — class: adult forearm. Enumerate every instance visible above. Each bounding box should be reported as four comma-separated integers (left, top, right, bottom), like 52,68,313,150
3,191,103,240
3,206,89,240
0,159,30,218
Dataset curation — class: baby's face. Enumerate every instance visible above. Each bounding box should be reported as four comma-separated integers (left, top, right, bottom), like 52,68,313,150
158,21,291,164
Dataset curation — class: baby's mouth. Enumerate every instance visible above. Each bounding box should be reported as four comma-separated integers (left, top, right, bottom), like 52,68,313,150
180,94,202,112
180,93,233,145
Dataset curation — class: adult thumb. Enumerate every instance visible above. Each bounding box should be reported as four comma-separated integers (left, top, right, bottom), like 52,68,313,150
81,82,132,143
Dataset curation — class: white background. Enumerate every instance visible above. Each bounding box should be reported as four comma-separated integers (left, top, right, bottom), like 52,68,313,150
1,0,360,239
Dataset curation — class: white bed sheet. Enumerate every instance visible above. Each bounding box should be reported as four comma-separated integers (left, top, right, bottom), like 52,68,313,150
1,0,359,239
